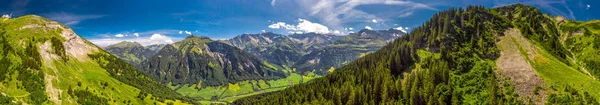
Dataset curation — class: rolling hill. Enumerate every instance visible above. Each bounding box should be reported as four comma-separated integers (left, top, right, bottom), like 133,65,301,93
234,4,600,104
0,15,193,104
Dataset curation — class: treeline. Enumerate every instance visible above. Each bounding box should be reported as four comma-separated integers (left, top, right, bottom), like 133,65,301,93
234,4,598,104
88,53,195,104
0,21,48,104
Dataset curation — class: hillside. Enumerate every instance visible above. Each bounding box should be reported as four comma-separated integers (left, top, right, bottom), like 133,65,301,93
0,15,193,104
234,4,600,104
104,41,156,66
139,35,287,86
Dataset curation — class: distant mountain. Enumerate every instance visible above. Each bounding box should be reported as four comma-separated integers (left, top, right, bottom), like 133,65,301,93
0,15,192,104
287,33,343,50
104,41,155,65
140,35,286,86
146,44,166,53
223,32,307,66
294,29,405,74
225,31,403,75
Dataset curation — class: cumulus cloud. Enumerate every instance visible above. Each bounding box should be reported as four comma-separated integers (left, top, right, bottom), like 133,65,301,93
365,26,372,30
372,19,378,23
332,30,342,35
150,34,174,44
184,31,192,35
114,34,124,37
133,33,139,37
43,12,105,25
268,18,332,34
178,31,183,34
261,30,266,33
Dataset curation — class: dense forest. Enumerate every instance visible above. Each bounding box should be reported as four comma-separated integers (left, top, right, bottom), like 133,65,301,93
234,4,599,105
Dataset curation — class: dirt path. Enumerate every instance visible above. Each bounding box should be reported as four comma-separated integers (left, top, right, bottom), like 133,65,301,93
496,28,546,104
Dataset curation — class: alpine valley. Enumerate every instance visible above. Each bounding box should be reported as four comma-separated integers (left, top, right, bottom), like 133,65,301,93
0,2,599,105
103,25,405,103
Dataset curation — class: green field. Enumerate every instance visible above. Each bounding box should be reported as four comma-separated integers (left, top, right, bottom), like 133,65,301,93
168,72,320,104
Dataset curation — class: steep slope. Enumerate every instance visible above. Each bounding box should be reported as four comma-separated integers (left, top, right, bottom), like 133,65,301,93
140,35,286,86
294,29,405,74
560,19,600,79
104,41,155,65
234,4,599,104
0,15,192,104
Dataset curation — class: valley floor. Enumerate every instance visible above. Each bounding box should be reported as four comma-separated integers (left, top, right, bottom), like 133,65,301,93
167,73,321,104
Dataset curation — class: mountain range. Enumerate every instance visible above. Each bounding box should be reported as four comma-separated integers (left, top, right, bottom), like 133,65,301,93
139,35,286,86
2,4,599,105
223,29,405,75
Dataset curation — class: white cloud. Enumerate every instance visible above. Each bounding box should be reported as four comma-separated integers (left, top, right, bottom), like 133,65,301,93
43,12,105,25
393,26,408,33
114,34,124,37
587,4,591,9
296,0,435,28
372,19,378,23
268,22,292,29
349,28,353,30
332,30,342,35
261,30,266,33
178,31,183,34
150,34,174,44
133,33,139,37
268,18,331,34
365,26,372,30
271,0,277,6
184,31,192,35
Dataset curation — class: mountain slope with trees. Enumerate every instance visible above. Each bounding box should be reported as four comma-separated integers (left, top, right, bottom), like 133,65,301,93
139,35,287,86
233,4,600,104
0,15,193,105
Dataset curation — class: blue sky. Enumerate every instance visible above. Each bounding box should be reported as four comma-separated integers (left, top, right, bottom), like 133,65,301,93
1,0,598,46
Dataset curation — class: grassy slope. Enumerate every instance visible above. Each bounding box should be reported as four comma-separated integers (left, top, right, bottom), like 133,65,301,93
504,25,600,98
0,15,191,105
